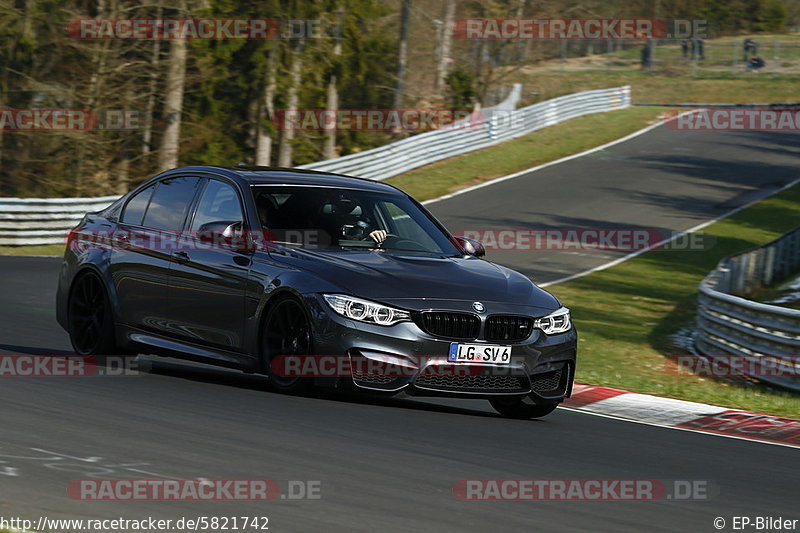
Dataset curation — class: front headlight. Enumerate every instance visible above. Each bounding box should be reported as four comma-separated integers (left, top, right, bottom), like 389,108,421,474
534,307,571,334
323,294,411,326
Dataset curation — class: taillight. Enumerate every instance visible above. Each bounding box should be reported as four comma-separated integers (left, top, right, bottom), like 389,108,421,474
65,227,79,251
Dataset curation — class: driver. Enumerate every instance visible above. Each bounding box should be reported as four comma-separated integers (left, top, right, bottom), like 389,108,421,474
326,196,388,245
342,219,387,244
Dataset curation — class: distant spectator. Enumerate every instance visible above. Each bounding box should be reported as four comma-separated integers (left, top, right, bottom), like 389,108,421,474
681,39,689,59
694,38,705,60
743,38,757,62
747,56,766,71
640,42,651,70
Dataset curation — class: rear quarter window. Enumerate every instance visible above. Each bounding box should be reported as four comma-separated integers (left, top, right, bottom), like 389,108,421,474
121,185,155,226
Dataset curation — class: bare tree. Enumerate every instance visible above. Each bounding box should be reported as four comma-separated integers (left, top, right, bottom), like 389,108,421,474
73,0,114,194
158,2,188,172
142,2,162,157
277,39,304,167
323,8,344,160
435,0,456,92
255,47,277,166
393,0,411,110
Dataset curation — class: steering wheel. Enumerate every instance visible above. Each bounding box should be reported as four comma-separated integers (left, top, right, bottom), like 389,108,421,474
378,233,426,251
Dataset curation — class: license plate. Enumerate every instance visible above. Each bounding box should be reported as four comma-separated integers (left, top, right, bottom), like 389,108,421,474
448,343,512,364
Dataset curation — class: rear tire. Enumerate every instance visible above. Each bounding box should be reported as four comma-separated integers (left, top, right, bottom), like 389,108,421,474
489,396,560,419
261,296,314,395
67,271,117,363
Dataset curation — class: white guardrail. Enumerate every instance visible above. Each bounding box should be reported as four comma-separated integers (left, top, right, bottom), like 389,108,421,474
0,85,630,246
695,226,800,392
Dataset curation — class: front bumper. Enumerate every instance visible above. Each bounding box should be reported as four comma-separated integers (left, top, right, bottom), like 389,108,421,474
304,294,577,401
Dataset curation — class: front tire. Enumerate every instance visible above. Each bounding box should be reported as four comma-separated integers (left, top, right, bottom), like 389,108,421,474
489,396,560,419
262,296,314,395
67,271,117,362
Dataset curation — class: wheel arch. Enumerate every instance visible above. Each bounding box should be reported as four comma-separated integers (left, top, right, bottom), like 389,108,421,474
255,286,313,372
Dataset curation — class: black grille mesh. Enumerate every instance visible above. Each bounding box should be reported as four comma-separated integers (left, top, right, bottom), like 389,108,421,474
419,312,480,340
415,373,529,393
352,374,398,385
485,315,533,342
531,368,564,393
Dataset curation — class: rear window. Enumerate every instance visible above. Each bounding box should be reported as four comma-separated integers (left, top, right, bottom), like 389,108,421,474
142,177,200,231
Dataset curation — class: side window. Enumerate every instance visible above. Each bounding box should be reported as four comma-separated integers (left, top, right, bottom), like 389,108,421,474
190,180,244,231
121,185,155,226
142,177,199,231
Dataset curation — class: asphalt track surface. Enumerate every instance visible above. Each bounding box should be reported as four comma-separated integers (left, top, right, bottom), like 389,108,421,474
429,126,800,283
1,125,798,532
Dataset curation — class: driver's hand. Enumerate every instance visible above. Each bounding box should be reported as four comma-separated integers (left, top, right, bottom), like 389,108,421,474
369,230,388,244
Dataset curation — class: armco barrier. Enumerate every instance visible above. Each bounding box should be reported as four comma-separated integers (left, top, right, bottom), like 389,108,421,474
0,85,630,246
695,225,800,392
297,85,630,180
0,196,122,246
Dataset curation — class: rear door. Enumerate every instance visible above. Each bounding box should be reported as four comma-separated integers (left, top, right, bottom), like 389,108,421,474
110,176,202,333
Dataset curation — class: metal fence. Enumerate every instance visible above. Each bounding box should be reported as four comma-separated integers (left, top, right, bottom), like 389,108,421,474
0,85,630,246
298,85,629,180
695,226,800,392
536,38,800,78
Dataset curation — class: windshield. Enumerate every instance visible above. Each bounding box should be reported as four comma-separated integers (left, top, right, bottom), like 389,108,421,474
251,186,460,256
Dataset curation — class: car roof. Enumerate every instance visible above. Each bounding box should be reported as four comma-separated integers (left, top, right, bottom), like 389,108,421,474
162,165,405,195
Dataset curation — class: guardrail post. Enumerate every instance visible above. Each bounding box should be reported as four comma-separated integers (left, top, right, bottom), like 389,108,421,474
764,246,776,287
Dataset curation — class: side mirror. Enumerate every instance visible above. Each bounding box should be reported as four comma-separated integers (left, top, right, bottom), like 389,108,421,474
197,221,244,247
454,236,486,257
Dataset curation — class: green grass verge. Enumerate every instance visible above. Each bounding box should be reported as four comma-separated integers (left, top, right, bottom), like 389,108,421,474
387,106,665,201
546,185,800,418
0,243,65,257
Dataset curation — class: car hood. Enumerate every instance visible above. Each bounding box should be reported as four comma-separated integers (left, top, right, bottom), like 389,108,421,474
271,247,559,311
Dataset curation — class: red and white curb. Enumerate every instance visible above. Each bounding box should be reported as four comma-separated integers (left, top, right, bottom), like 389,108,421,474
563,384,800,448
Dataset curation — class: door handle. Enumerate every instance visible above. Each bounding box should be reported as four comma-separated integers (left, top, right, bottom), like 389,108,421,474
173,251,190,264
